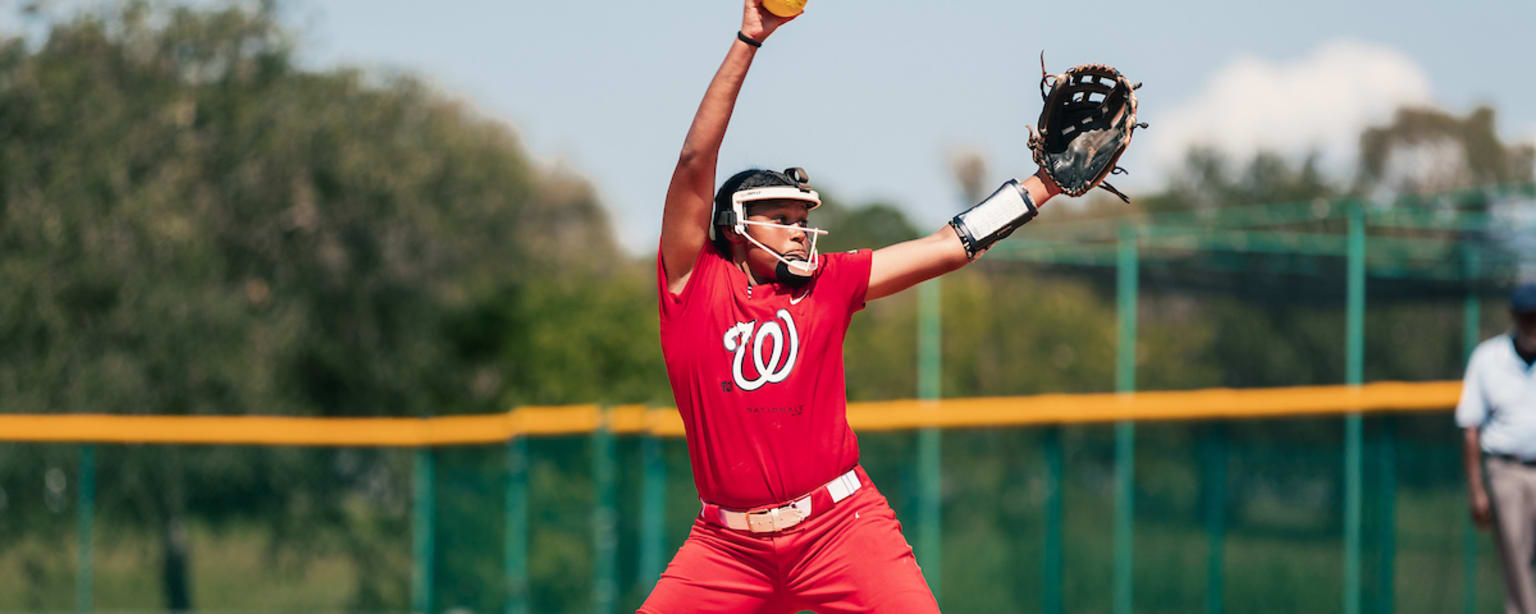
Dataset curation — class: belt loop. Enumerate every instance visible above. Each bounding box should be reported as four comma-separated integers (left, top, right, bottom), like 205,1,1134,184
827,468,860,503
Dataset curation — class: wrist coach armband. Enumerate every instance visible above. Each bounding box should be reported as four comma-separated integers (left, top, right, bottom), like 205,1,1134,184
948,179,1037,259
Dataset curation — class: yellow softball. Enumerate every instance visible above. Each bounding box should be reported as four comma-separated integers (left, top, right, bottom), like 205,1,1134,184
762,0,806,18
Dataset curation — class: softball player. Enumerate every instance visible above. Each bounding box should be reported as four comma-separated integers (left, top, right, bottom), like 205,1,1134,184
643,2,1064,611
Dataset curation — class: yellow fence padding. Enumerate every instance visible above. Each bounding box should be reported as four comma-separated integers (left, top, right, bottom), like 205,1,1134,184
0,380,1461,446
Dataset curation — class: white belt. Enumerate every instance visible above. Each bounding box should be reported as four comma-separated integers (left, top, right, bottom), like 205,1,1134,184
716,468,862,533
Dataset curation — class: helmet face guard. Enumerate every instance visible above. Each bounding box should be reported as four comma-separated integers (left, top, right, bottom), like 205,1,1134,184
712,185,828,277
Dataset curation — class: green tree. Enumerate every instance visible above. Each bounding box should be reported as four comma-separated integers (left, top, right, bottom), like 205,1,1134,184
1358,105,1535,194
0,3,617,608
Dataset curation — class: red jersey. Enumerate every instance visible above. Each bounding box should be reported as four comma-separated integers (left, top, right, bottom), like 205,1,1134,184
658,244,872,509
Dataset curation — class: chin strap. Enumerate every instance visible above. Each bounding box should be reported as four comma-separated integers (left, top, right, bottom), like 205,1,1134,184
948,179,1038,260
775,261,812,287
740,230,817,283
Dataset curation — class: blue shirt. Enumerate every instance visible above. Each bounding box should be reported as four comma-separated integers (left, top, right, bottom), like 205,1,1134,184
1457,334,1536,458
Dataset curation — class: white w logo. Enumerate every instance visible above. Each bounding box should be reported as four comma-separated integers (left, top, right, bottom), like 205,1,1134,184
722,309,800,392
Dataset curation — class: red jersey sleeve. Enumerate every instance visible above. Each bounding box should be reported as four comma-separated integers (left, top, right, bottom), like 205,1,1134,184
657,241,726,320
815,249,874,316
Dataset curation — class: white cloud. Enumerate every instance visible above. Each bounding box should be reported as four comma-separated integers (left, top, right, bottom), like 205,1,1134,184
1143,40,1433,173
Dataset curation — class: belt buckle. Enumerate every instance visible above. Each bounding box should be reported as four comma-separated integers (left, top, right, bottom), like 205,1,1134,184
747,502,806,533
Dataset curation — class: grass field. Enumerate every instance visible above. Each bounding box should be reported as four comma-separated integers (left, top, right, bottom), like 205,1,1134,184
0,523,362,612
0,486,1507,613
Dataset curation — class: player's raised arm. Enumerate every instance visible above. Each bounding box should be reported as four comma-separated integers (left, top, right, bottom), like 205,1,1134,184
660,1,797,295
868,59,1146,301
867,170,1059,301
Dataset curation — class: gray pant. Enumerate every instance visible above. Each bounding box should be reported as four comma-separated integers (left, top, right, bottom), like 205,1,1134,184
1488,456,1536,614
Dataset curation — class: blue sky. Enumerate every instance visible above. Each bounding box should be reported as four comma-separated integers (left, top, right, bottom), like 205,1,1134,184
19,1,1536,253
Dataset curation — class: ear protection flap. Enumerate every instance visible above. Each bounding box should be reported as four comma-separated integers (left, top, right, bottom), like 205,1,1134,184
710,208,737,241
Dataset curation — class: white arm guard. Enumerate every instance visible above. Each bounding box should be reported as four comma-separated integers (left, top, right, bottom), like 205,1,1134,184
948,179,1038,259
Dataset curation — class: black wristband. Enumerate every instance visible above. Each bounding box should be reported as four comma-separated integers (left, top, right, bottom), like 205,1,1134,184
737,31,763,48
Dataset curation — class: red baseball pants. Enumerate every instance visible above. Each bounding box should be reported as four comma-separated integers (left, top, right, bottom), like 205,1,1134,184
638,471,939,613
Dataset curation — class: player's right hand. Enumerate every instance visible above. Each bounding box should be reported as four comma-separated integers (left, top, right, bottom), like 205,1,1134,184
1470,487,1493,529
741,0,797,44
